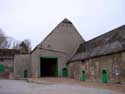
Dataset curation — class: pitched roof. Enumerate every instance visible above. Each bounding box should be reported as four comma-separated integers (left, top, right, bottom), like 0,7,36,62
70,25,125,62
62,18,72,24
31,18,84,54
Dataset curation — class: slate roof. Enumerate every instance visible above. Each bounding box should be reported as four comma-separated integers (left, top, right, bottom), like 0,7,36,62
70,25,125,62
31,18,84,54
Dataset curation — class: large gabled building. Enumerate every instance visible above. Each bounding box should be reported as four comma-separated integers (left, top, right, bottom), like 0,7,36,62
14,18,84,78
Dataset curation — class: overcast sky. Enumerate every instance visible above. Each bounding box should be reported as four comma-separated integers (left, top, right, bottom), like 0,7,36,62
0,0,125,49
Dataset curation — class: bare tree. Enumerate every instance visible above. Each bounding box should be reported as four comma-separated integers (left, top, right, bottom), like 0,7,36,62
0,28,32,51
19,39,31,53
0,29,11,48
23,39,31,51
12,41,21,49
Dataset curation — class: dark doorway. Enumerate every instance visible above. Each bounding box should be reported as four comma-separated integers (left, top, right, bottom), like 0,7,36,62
40,57,58,77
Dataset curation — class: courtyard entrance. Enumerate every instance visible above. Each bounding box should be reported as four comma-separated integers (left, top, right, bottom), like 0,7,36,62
40,57,58,77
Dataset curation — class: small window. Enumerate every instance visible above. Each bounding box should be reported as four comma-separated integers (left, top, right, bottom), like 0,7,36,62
47,44,51,48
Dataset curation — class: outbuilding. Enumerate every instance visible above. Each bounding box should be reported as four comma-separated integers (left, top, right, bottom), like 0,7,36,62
67,25,125,84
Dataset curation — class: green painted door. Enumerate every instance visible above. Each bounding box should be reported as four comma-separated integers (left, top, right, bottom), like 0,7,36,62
0,64,5,73
102,70,108,83
54,62,58,77
24,70,28,78
62,68,68,77
82,70,86,81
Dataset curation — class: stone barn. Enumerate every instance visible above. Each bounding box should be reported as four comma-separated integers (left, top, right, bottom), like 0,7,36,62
30,19,84,78
14,18,84,78
13,18,125,84
67,25,125,84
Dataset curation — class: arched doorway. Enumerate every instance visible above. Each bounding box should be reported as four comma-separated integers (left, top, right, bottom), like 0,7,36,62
102,69,108,83
62,68,68,77
82,70,86,81
0,64,5,73
24,70,28,78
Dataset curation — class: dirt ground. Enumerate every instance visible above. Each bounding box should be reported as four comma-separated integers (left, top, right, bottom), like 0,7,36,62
27,77,125,91
0,78,125,94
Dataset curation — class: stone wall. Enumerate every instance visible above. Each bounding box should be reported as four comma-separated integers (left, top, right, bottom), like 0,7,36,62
14,54,31,78
68,52,125,84
31,48,70,77
68,61,81,80
0,57,13,79
0,58,13,72
121,52,125,84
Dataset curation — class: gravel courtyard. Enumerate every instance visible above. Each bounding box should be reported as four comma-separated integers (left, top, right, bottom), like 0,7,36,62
0,78,125,94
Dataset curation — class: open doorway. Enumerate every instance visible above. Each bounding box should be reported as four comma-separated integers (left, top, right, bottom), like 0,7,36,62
40,57,58,77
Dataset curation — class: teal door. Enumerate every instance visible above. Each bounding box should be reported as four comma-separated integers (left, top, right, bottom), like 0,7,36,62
62,68,68,77
54,62,58,77
0,64,5,73
82,70,86,81
102,70,108,83
24,70,28,78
